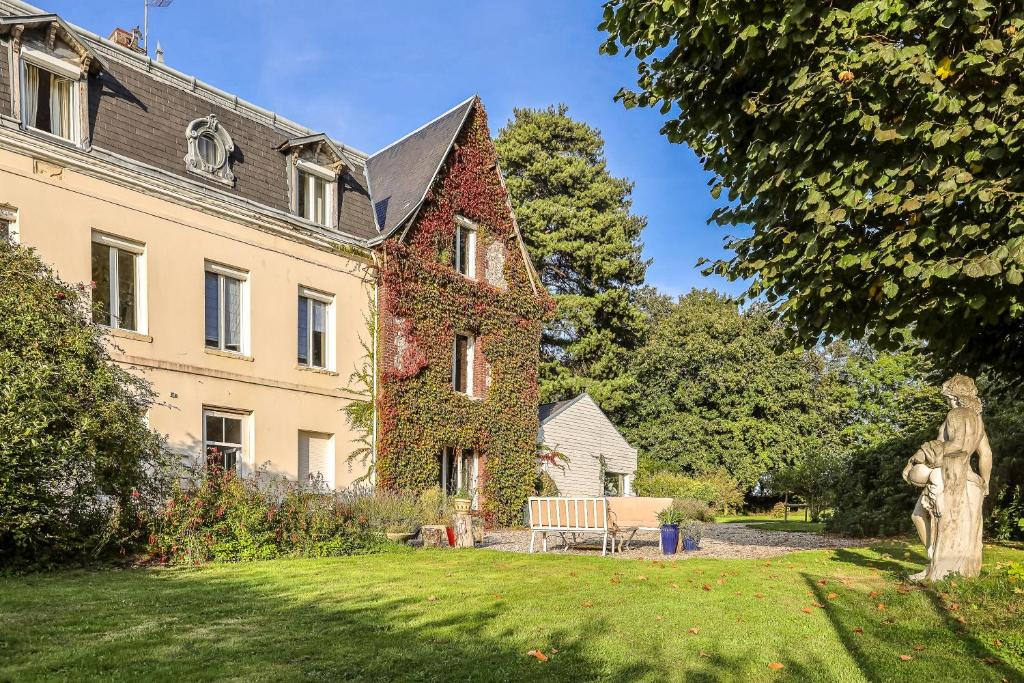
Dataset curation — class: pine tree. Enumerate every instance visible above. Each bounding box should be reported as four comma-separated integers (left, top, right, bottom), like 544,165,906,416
495,105,647,413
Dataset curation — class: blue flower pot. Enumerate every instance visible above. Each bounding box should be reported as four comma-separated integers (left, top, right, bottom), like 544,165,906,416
660,524,679,555
683,536,699,551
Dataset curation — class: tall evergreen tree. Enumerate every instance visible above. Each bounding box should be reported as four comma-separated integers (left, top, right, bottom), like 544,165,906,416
495,105,648,412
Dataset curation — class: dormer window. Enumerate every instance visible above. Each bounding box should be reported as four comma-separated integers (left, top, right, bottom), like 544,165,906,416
297,166,330,226
278,134,347,231
2,16,107,148
185,115,235,186
19,49,81,144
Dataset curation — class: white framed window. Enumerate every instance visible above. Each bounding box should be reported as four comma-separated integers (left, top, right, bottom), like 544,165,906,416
293,160,336,228
19,48,80,144
454,216,477,278
453,333,475,395
298,430,335,489
203,408,248,472
439,446,478,499
0,204,18,244
604,471,629,497
91,232,146,333
298,286,335,370
204,261,250,355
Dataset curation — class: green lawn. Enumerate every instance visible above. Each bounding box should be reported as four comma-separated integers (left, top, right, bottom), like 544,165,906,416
1,543,1022,682
716,514,825,533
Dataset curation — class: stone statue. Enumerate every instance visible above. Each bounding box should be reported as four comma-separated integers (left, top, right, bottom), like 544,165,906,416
902,375,992,581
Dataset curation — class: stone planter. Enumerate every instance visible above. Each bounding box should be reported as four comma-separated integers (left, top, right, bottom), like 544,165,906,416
420,525,448,548
452,497,472,513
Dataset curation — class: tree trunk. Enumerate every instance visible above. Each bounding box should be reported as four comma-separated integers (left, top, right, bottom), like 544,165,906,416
453,512,474,548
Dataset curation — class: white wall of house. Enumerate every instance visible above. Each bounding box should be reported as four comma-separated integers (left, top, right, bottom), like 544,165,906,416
538,393,638,497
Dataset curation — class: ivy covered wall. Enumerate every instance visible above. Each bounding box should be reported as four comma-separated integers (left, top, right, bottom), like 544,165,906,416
375,100,552,526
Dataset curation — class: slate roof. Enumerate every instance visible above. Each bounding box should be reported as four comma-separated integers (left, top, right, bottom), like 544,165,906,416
365,96,476,236
538,393,588,425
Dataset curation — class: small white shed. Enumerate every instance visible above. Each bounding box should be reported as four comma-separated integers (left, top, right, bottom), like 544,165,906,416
537,393,638,497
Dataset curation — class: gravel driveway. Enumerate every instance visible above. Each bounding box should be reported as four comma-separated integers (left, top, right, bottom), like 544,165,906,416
480,522,875,560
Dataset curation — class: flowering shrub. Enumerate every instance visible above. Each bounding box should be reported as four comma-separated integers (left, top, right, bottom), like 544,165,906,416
148,467,386,565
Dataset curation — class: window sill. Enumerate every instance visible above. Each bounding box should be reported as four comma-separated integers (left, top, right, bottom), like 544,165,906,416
205,347,254,362
454,390,483,401
23,125,82,150
295,365,338,376
102,326,153,343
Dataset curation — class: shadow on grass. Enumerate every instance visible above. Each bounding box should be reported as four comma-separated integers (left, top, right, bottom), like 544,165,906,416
801,571,1019,682
4,561,663,682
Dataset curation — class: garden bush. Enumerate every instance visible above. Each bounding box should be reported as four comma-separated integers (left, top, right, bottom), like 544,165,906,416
636,470,741,514
0,241,172,568
148,467,386,564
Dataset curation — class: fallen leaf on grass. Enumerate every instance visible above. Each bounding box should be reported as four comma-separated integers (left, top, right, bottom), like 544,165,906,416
755,592,765,599
581,600,593,608
699,651,710,658
768,662,784,670
869,591,879,598
876,603,886,611
610,577,621,585
817,579,828,586
671,583,680,589
550,648,559,654
812,601,824,609
655,615,664,621
899,655,913,662
637,575,648,582
993,639,1003,648
948,603,960,611
827,592,839,600
853,627,864,635
702,584,712,591
427,595,438,602
983,656,1001,665
688,626,700,634
569,572,577,577
801,608,813,615
492,593,503,600
527,650,548,662
914,644,925,652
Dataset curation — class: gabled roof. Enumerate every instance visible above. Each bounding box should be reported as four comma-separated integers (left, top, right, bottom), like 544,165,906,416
538,392,590,425
365,96,476,236
277,133,356,170
0,14,108,74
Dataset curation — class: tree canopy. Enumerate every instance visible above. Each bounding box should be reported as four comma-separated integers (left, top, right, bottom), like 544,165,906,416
495,105,648,412
621,290,819,489
600,1,1024,378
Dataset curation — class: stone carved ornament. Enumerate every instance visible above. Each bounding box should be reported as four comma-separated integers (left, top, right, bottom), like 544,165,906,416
184,114,235,185
903,374,993,581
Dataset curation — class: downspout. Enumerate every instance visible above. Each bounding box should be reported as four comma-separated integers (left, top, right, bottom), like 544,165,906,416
370,250,380,486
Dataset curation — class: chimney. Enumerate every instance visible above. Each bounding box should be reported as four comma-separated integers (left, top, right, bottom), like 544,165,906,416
108,27,145,54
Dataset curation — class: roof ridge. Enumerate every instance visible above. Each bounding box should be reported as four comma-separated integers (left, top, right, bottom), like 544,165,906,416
369,95,476,159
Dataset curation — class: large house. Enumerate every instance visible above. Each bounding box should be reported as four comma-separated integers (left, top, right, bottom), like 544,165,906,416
0,1,548,521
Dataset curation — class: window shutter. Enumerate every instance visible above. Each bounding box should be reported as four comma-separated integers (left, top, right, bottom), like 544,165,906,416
298,431,334,488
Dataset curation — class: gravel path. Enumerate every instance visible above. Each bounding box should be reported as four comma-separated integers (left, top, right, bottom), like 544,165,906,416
480,522,875,560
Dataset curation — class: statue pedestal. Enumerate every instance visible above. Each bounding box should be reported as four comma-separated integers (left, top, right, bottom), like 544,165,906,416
453,512,474,548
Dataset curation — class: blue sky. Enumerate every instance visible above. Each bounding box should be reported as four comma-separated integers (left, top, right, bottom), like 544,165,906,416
45,0,742,297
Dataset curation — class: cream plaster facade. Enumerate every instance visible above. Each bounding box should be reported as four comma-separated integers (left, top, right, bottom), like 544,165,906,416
0,145,374,487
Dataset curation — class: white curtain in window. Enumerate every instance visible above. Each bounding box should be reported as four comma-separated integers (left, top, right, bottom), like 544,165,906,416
51,77,72,139
225,277,241,350
23,64,39,128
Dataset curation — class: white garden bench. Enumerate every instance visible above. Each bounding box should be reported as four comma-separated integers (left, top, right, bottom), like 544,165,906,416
527,496,611,556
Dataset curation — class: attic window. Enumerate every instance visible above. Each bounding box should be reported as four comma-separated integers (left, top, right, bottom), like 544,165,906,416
185,115,235,186
20,51,79,143
292,161,336,229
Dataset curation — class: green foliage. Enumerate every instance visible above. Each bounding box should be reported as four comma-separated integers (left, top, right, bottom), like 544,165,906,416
989,486,1024,542
622,290,819,489
376,102,551,526
342,487,436,534
149,467,386,564
635,469,742,513
0,241,171,567
601,1,1024,378
495,105,648,413
656,504,685,526
679,520,704,545
534,471,559,496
